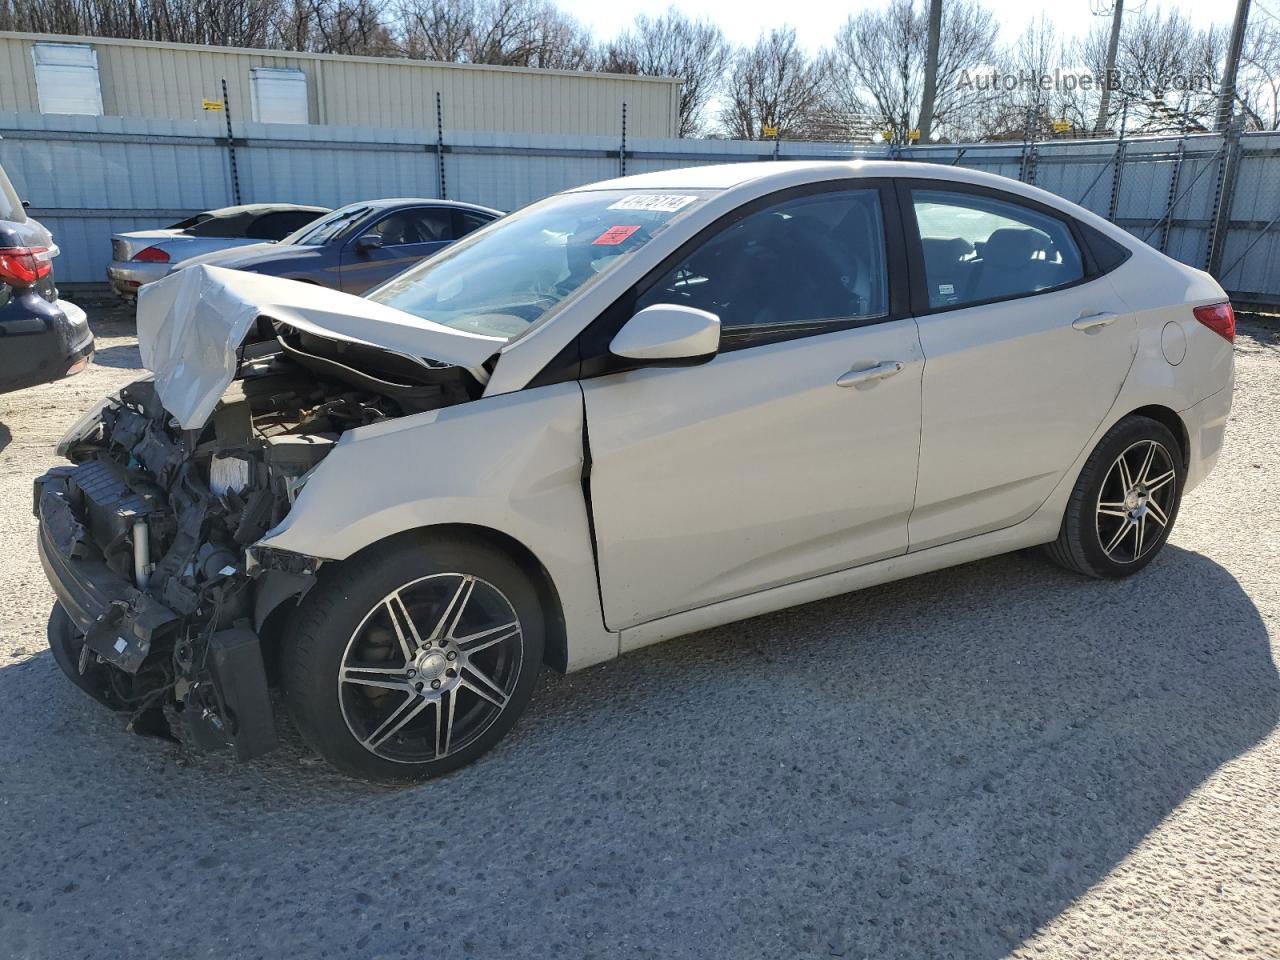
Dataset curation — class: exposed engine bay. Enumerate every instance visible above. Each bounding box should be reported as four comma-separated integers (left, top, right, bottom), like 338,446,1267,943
35,316,485,760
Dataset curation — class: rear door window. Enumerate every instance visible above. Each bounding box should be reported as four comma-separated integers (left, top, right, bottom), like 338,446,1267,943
366,208,454,246
910,189,1084,309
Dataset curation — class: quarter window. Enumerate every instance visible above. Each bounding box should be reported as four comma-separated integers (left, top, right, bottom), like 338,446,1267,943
636,188,888,348
912,189,1084,309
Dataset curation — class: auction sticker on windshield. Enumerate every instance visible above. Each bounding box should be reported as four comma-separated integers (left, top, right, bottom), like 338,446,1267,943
607,194,699,212
593,225,642,245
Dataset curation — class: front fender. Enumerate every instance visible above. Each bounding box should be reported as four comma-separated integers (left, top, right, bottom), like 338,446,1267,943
259,381,618,671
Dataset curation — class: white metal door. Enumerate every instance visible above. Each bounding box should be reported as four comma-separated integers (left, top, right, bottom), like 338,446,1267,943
582,319,924,630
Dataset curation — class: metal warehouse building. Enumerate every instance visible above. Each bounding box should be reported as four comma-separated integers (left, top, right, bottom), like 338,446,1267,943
0,31,681,136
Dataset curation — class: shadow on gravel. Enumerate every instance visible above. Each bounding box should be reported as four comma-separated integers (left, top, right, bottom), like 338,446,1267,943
0,421,10,455
0,545,1275,959
89,344,143,370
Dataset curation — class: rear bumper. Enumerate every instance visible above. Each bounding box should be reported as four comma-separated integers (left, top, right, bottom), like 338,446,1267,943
0,292,95,393
107,260,170,299
1181,380,1234,494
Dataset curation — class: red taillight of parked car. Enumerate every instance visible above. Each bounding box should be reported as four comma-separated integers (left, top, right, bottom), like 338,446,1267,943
0,246,53,288
1193,302,1236,343
132,246,170,263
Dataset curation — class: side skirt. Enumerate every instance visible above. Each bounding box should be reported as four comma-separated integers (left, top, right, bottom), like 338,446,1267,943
617,513,1060,653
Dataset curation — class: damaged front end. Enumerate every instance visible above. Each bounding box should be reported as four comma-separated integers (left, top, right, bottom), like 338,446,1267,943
35,266,500,761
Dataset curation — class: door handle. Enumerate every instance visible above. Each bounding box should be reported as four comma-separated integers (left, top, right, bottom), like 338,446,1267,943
1072,311,1118,332
836,361,905,388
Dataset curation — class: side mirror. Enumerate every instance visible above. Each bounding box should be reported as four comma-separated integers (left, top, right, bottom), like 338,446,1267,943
354,234,384,253
609,304,721,366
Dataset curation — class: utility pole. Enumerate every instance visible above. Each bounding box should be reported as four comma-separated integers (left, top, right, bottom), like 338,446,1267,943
918,0,943,141
1094,0,1124,134
1216,0,1252,131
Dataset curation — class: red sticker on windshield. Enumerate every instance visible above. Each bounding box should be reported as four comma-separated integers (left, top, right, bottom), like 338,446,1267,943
593,225,641,246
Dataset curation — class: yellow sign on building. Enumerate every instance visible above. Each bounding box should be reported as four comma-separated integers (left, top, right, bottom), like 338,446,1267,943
202,99,224,111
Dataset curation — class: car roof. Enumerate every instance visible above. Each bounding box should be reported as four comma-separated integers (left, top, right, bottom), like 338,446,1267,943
575,159,1057,193
571,159,1123,236
202,203,331,217
356,198,505,215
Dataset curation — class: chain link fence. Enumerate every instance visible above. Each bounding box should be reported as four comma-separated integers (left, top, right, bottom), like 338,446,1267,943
2,109,1277,306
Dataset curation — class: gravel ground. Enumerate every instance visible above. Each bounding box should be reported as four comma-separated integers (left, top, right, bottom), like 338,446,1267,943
0,297,1277,960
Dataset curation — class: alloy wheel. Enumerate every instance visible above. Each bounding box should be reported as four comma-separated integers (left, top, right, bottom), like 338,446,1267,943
338,573,523,764
1094,439,1178,564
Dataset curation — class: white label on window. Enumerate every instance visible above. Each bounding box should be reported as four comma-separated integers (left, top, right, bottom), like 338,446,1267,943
607,195,698,213
939,283,955,295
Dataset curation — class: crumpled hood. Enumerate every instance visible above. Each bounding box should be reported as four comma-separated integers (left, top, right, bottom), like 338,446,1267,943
136,265,505,429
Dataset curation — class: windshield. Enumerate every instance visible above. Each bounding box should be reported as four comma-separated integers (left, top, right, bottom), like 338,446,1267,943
365,189,714,340
283,204,371,246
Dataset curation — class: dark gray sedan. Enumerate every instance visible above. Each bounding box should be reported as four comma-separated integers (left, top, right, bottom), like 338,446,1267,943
174,199,503,295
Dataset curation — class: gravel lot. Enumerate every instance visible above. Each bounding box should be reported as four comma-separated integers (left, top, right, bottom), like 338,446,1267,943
0,297,1277,960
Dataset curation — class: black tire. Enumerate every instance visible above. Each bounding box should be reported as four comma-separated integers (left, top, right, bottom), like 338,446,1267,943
282,534,544,782
1044,415,1185,578
47,603,130,711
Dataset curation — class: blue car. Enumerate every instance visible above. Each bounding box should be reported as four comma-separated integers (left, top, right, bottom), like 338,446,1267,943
175,198,503,295
1,160,93,394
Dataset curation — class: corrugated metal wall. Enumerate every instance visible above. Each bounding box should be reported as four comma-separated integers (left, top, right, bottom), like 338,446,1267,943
0,32,680,136
2,110,1276,305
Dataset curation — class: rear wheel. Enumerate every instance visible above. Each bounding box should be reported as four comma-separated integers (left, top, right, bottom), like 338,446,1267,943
1044,415,1185,578
282,535,544,782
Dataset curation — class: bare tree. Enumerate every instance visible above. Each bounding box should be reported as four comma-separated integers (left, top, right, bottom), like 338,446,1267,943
599,8,730,137
827,0,998,142
1238,18,1280,129
274,0,396,55
397,0,592,69
720,27,828,140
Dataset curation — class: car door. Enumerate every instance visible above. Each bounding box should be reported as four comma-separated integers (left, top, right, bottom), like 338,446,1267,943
338,206,454,294
901,182,1137,551
580,183,924,631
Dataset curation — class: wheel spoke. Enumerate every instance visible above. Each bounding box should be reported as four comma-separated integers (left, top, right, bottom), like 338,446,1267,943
1098,502,1130,519
430,575,476,642
455,620,520,655
342,665,411,692
1104,519,1134,557
460,665,508,709
1135,514,1147,556
435,689,458,758
385,592,424,660
1146,469,1176,494
1135,441,1157,485
364,693,431,750
1116,454,1134,494
1146,498,1169,527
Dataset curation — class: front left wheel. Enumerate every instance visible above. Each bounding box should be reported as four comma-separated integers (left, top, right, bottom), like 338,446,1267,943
282,535,545,782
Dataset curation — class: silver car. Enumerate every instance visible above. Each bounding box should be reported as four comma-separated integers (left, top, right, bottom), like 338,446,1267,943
106,203,329,300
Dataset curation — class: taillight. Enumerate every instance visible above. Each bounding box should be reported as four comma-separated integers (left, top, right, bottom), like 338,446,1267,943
1193,302,1235,343
132,246,170,263
0,246,53,288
